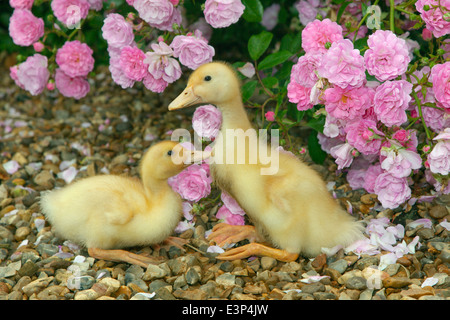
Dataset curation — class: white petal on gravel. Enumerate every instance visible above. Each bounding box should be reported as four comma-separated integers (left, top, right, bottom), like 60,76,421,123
407,218,432,229
3,160,20,174
439,219,450,231
58,166,78,184
421,277,439,288
206,245,225,254
300,275,330,283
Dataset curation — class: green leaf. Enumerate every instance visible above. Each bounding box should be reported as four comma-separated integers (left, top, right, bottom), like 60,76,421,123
248,31,273,61
258,50,292,70
241,80,258,102
242,0,264,22
306,116,325,133
336,1,351,23
307,132,327,165
261,76,278,89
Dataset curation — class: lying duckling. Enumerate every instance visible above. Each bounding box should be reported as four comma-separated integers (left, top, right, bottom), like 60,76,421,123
169,62,364,262
40,141,209,267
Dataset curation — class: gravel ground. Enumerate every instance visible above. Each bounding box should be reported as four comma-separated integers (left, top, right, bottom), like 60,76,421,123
0,58,449,301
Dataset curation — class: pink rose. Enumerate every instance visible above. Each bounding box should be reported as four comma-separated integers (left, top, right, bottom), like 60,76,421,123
216,205,245,226
9,0,34,9
364,30,410,81
287,81,313,111
170,32,215,70
261,3,280,30
203,0,245,28
301,19,343,54
143,72,168,93
434,128,450,141
133,0,175,28
87,0,103,10
265,111,275,122
15,54,49,95
109,56,135,89
102,13,134,49
119,46,148,81
374,172,411,209
416,0,450,38
330,143,354,170
363,163,383,193
324,86,373,121
318,39,366,89
420,104,450,132
221,191,245,216
168,164,212,201
144,41,181,83
345,119,384,155
51,0,90,27
55,68,90,99
380,147,422,178
373,80,412,127
56,40,95,78
295,0,326,26
10,65,25,89
428,141,450,175
290,52,322,88
430,62,450,109
192,104,222,139
9,9,44,46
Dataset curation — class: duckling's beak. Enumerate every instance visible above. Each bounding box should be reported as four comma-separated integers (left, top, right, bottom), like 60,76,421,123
168,86,201,111
185,149,211,165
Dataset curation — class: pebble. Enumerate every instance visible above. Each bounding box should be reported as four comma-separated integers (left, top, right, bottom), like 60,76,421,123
261,257,277,270
429,205,448,219
301,282,325,294
142,264,167,281
216,273,236,287
345,276,367,290
22,276,54,297
382,277,412,289
328,259,348,274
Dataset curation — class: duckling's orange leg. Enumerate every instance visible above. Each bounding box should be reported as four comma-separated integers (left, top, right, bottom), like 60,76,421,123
207,223,264,247
216,243,299,262
88,248,163,268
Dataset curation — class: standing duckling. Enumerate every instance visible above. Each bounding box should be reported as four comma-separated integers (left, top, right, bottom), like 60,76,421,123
169,62,364,262
40,141,209,267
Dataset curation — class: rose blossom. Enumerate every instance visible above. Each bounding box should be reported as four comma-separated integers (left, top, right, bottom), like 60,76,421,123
420,104,450,132
102,13,134,49
428,141,450,175
133,0,174,26
54,68,90,99
374,173,411,209
261,3,280,30
373,80,412,127
9,0,34,9
430,62,450,109
142,72,168,93
345,119,384,155
9,9,44,46
192,105,222,139
363,163,383,193
301,19,343,54
296,0,326,26
168,164,212,201
287,81,314,111
119,46,148,81
16,54,49,95
152,7,182,31
265,111,275,122
324,86,373,121
416,0,450,38
51,0,90,27
330,143,354,170
144,41,181,83
364,30,410,81
203,0,245,28
290,53,322,88
56,40,95,78
318,39,366,89
380,147,422,178
170,32,215,69
109,56,135,89
221,191,245,216
216,205,245,226
10,65,24,90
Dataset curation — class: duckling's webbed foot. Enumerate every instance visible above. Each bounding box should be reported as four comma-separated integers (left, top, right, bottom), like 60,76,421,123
158,236,188,251
88,248,164,268
207,223,263,247
216,243,299,263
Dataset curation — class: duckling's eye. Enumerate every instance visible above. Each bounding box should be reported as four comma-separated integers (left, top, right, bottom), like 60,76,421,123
204,75,212,81
167,150,173,156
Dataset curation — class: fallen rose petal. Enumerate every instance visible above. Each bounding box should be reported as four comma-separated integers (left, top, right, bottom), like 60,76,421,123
421,277,439,288
407,218,432,229
300,275,330,283
206,245,225,254
58,166,78,184
174,220,195,233
379,252,397,270
237,62,255,78
3,160,20,174
440,219,450,231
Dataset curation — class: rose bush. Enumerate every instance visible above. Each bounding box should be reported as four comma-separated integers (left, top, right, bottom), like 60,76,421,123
3,0,450,215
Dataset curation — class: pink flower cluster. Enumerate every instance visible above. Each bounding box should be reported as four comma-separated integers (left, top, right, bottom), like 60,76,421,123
216,191,246,226
203,0,245,28
416,0,450,38
168,163,212,202
9,9,44,46
10,54,49,96
192,105,222,139
293,19,450,209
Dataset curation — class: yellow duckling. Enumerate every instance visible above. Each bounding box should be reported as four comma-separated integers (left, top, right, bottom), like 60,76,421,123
169,62,364,262
40,141,209,267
